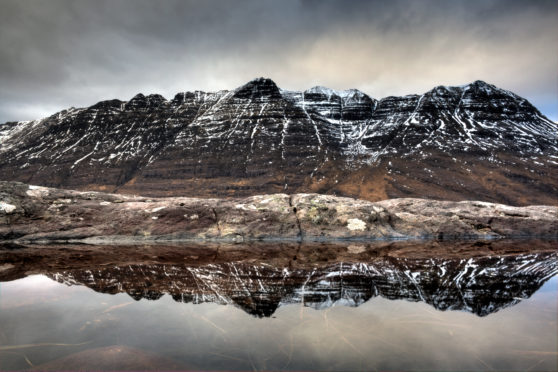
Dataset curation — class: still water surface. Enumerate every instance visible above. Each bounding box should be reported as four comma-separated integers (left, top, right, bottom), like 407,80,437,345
0,243,556,371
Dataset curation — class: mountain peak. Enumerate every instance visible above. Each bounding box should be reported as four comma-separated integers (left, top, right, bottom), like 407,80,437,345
305,86,339,99
232,77,282,99
125,93,167,110
470,79,490,87
305,86,372,102
90,99,123,110
466,80,500,94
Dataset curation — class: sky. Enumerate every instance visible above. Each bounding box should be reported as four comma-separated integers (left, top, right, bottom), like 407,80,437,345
0,0,557,123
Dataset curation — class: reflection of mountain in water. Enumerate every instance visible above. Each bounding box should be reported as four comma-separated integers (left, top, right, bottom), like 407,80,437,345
48,253,557,318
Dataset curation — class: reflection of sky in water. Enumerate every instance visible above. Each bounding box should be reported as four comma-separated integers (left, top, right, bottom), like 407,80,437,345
0,274,556,371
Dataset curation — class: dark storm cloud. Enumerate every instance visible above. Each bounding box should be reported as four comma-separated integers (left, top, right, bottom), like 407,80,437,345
0,0,556,122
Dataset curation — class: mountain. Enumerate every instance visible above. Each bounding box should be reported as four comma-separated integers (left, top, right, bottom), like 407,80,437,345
1,78,556,205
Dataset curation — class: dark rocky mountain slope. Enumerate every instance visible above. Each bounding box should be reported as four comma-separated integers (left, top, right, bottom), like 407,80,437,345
1,78,556,205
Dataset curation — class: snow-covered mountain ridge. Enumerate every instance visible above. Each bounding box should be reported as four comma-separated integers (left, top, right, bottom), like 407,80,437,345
1,78,556,205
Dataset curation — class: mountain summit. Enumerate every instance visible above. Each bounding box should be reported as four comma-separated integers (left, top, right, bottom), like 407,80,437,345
0,79,556,205
233,77,283,99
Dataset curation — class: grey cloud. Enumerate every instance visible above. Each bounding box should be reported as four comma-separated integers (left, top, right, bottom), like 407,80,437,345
0,0,556,123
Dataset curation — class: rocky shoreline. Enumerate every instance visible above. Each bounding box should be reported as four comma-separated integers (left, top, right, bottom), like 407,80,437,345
1,181,557,244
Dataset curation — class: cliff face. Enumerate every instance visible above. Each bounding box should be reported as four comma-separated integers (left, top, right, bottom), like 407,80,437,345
1,79,556,205
1,182,556,243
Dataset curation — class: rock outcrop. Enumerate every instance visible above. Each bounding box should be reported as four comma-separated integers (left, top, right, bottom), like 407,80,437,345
1,78,556,206
1,182,556,243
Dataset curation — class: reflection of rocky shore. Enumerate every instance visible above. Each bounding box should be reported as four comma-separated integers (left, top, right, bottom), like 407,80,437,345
1,241,556,317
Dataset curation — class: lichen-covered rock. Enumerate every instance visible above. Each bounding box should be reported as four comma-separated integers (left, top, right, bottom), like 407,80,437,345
0,181,556,244
291,193,402,240
0,201,16,214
